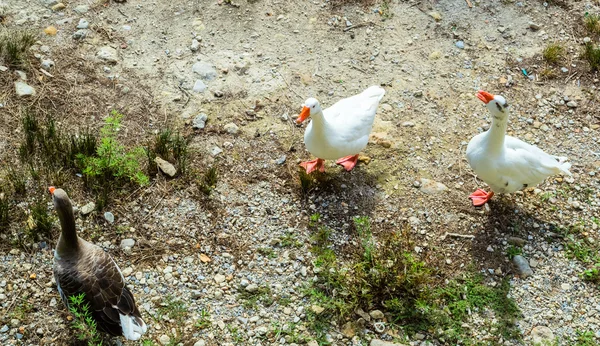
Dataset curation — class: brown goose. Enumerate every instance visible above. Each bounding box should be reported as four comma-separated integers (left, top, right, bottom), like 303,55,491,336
50,186,147,340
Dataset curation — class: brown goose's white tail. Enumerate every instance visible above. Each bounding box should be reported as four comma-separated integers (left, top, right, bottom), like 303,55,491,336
120,313,147,341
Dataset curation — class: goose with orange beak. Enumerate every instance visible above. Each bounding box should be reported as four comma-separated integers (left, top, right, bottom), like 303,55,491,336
466,90,572,206
296,85,385,174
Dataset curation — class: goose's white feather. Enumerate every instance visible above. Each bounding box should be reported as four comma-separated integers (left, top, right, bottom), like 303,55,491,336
303,85,385,160
466,94,571,194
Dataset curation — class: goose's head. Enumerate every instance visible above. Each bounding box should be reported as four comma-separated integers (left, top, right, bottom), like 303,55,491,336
476,90,509,120
296,98,322,124
49,186,72,212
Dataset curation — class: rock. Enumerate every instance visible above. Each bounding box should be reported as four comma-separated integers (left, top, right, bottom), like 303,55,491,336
455,41,465,49
104,212,115,224
159,334,170,345
51,3,66,11
224,122,239,135
307,341,319,346
566,101,577,108
121,267,133,277
419,178,448,194
370,340,408,346
429,51,441,60
80,202,95,215
44,26,58,36
0,325,8,333
213,90,224,98
428,11,442,21
369,310,385,319
15,70,27,80
193,80,207,93
190,39,200,52
214,274,226,284
41,59,54,71
42,0,58,6
413,90,423,97
155,157,177,177
240,279,249,287
192,62,217,81
0,65,7,72
255,326,268,335
584,37,591,44
193,113,208,129
531,326,554,344
276,155,286,165
77,18,89,29
529,22,541,31
120,239,135,249
193,341,206,346
512,255,533,278
507,237,526,247
210,146,223,156
73,5,89,14
15,81,36,97
245,284,258,292
72,30,87,40
311,305,325,314
341,321,356,338
96,46,118,64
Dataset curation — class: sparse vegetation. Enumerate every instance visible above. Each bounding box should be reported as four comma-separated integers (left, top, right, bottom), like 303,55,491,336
506,245,523,259
0,190,9,231
157,295,187,322
305,214,521,344
27,199,53,241
146,129,189,177
582,42,600,71
0,29,36,67
7,166,26,196
194,309,212,330
585,13,600,35
542,43,564,64
238,285,273,310
68,293,103,346
199,166,218,195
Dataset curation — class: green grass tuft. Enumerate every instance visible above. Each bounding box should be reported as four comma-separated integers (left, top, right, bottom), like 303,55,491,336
199,166,218,195
0,29,36,67
68,293,103,345
542,43,564,64
585,14,600,35
582,42,600,71
27,199,53,241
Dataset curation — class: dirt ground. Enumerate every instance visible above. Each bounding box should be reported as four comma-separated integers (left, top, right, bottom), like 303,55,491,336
1,0,600,345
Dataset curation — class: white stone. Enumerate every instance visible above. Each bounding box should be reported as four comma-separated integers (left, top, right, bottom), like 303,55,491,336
15,81,36,97
96,46,118,64
193,80,207,93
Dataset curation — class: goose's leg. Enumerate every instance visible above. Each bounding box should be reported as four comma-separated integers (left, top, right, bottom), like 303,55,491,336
300,158,325,174
469,189,494,206
336,154,359,171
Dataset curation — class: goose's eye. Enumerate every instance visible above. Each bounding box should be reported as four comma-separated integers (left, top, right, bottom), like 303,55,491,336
502,102,509,108
312,105,315,109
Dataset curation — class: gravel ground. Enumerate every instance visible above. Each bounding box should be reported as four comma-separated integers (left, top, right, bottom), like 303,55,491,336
1,0,600,345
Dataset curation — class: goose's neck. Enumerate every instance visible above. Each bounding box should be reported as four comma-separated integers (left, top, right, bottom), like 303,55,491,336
484,111,508,154
56,207,79,255
310,111,329,131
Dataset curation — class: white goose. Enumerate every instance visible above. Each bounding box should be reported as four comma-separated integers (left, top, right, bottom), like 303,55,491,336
50,187,147,340
296,85,385,173
466,90,572,206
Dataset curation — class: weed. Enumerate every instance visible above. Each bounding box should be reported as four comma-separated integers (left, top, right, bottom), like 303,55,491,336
270,322,307,343
539,68,558,80
79,111,148,189
10,299,33,321
227,324,244,344
542,43,564,64
68,293,103,345
157,295,187,322
574,330,596,346
298,170,314,195
199,166,218,195
585,14,600,35
278,297,292,307
0,29,36,67
582,264,600,284
540,191,555,203
238,285,273,310
141,341,156,346
28,199,53,241
279,232,302,248
194,309,211,330
146,129,189,177
506,245,522,259
7,166,26,196
582,42,600,71
0,191,9,231
258,247,277,259
305,214,522,344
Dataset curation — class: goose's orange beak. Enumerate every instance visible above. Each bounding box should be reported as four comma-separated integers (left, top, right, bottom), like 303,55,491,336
476,90,495,104
48,186,56,195
296,106,311,124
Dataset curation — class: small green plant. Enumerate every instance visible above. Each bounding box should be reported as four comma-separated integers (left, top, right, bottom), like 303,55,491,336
585,14,600,35
270,322,306,343
7,167,27,196
157,295,187,322
0,29,36,67
28,199,53,241
298,170,314,195
582,42,600,71
199,166,218,195
146,129,188,177
10,299,33,320
0,191,9,231
258,247,277,259
227,324,244,344
68,293,103,345
542,43,564,64
582,263,600,284
506,245,523,259
574,330,596,346
238,285,273,309
194,309,211,330
279,232,302,248
79,111,148,187
141,341,156,346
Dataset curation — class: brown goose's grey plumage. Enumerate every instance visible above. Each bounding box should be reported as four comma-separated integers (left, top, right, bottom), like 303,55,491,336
50,187,147,340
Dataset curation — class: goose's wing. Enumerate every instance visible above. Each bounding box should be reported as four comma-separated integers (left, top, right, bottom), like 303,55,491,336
501,144,571,189
54,247,145,338
324,86,385,141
